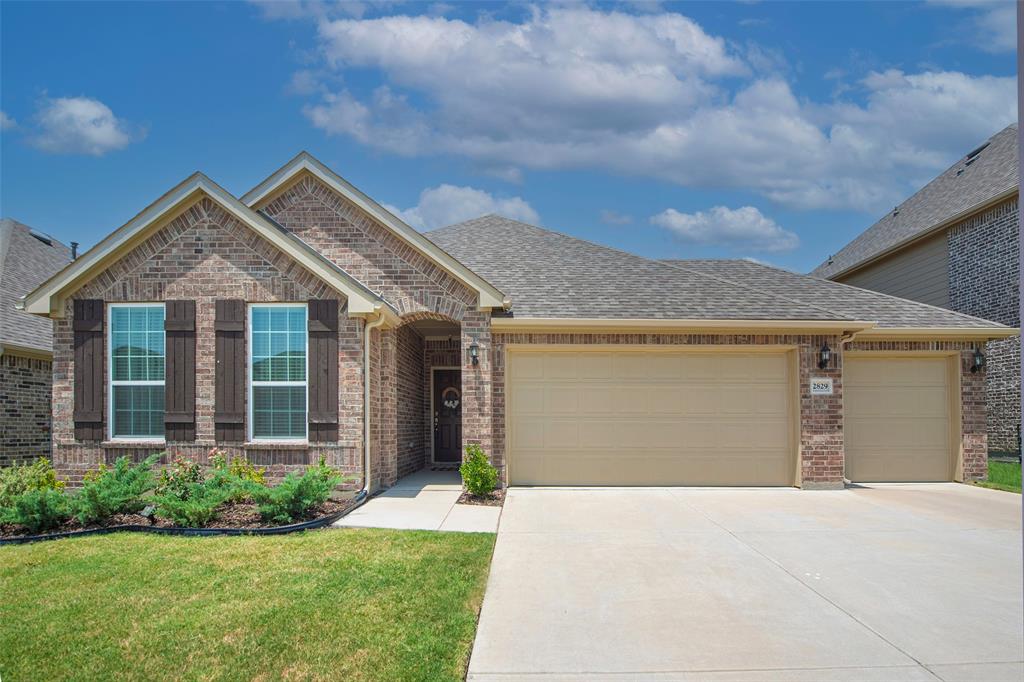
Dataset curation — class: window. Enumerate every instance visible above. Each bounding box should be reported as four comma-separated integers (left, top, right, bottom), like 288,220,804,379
109,304,165,439
249,304,307,440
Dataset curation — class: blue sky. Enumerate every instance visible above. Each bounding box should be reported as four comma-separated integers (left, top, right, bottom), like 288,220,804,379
0,1,1016,273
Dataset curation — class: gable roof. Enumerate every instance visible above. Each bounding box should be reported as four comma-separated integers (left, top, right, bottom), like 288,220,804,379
0,219,72,355
241,151,508,310
668,259,1013,334
813,123,1018,279
427,215,859,326
22,173,399,324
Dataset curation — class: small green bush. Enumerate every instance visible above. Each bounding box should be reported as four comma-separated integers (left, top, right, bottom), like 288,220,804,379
460,444,498,497
0,457,65,508
256,460,342,525
72,455,159,525
0,488,70,533
155,456,203,501
154,484,230,527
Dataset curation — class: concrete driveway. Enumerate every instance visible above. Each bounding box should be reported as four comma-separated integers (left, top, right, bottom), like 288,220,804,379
468,484,1022,681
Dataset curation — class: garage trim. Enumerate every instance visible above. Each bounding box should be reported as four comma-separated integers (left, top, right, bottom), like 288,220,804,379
504,344,802,487
843,351,963,482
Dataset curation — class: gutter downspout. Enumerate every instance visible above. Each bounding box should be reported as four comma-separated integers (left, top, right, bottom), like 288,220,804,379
362,309,387,496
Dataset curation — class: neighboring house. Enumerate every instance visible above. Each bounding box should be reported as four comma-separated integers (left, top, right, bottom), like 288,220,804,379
21,153,1016,491
0,219,72,466
813,124,1020,454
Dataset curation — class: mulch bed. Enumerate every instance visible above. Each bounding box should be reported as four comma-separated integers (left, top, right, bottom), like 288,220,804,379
456,488,505,507
0,498,354,539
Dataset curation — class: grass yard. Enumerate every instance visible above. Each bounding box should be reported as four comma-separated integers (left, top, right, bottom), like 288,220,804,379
974,459,1022,494
0,528,495,681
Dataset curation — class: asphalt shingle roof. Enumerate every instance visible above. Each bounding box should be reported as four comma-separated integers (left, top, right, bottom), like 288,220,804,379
812,123,1018,279
665,259,1007,329
427,216,849,321
0,219,72,353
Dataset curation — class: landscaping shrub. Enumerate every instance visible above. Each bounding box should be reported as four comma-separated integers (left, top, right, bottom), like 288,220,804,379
72,455,160,525
256,459,342,524
207,450,267,503
0,488,70,533
154,484,230,527
460,444,498,497
155,456,203,501
0,457,65,509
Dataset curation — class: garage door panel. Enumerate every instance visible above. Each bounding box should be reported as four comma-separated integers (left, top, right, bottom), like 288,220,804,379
845,356,952,483
508,350,794,486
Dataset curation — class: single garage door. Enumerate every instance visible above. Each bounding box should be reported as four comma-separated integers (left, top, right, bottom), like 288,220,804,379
507,348,795,486
845,355,954,482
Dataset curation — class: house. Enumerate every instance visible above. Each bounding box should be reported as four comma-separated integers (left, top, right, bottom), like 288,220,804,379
0,219,73,466
21,153,1016,490
813,124,1019,455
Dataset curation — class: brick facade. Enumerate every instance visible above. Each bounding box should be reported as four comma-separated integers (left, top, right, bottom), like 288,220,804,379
948,197,1020,453
0,354,53,466
43,167,994,490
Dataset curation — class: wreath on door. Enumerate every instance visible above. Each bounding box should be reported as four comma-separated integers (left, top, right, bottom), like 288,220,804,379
441,386,461,410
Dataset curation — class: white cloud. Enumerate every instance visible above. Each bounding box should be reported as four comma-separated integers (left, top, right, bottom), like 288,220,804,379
651,205,799,252
30,96,140,156
386,184,539,231
0,111,15,130
277,5,1016,213
929,1,1015,53
600,209,634,225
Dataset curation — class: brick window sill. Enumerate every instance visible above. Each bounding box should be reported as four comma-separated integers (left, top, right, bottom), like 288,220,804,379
100,441,166,449
242,442,310,450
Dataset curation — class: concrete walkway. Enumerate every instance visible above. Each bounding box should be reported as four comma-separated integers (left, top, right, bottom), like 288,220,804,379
333,469,501,533
468,483,1023,681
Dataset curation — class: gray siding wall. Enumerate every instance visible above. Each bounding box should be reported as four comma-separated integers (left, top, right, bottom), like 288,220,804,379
839,231,950,308
949,197,1020,454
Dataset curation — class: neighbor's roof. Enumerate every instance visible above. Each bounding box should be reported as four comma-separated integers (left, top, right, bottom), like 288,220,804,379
0,219,72,354
813,123,1019,279
428,215,851,323
669,259,1011,331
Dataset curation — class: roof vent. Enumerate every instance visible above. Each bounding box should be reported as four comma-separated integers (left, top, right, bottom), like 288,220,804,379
892,206,900,216
965,142,989,162
827,254,833,265
29,230,53,247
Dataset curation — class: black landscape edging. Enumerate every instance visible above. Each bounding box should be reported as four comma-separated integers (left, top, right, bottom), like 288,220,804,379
0,491,367,546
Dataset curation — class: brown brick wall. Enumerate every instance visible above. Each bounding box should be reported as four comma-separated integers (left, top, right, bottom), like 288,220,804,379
948,197,1020,453
51,196,364,485
491,332,846,489
395,324,425,479
0,354,53,466
847,340,988,482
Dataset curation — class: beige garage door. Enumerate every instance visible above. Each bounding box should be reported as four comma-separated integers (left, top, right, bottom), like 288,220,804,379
507,349,795,486
845,355,954,482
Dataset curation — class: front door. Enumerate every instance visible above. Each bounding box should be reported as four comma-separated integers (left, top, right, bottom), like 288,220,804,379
433,369,462,463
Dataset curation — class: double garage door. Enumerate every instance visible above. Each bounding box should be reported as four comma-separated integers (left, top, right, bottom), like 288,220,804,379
507,349,797,486
507,348,956,486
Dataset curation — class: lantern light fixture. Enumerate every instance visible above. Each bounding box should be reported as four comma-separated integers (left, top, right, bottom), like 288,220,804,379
469,335,480,366
971,347,985,373
818,342,831,370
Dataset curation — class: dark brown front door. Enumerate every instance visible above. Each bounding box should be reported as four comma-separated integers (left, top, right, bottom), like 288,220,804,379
433,369,462,462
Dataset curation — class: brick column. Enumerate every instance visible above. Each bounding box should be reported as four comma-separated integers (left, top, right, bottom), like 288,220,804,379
799,335,845,489
461,310,495,471
959,347,988,481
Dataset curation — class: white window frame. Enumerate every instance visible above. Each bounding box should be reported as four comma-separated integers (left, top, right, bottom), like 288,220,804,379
247,302,309,443
108,302,166,443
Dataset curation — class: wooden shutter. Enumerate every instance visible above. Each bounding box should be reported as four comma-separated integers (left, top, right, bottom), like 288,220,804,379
73,299,104,441
214,300,245,442
164,300,196,441
307,299,339,442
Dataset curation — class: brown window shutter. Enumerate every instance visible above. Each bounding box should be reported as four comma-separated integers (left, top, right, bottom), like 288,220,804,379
164,300,196,441
215,300,246,442
73,299,104,441
307,299,339,442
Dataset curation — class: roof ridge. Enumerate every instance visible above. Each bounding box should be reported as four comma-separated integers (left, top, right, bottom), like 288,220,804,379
439,215,850,320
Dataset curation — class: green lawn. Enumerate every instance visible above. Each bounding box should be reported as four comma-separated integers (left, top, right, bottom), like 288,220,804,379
0,528,495,681
974,460,1022,493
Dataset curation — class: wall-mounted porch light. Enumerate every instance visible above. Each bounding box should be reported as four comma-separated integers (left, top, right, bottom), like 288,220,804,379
469,335,480,366
818,342,831,370
970,347,985,373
